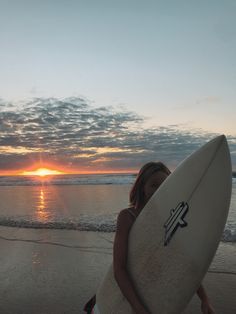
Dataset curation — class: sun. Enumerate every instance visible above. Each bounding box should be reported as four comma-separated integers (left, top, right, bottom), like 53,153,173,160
20,167,64,177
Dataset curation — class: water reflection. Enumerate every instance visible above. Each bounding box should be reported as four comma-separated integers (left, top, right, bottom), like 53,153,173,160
35,186,52,221
32,251,41,266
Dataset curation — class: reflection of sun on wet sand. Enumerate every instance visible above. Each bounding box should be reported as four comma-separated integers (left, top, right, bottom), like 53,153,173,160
35,188,51,221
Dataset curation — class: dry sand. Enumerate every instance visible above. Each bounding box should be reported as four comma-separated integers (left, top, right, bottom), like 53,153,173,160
0,226,235,314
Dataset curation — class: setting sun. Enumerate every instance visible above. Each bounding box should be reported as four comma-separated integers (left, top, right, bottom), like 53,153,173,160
20,168,65,177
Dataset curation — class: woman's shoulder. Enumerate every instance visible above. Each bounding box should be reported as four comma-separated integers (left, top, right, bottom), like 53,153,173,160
116,207,136,233
118,207,137,221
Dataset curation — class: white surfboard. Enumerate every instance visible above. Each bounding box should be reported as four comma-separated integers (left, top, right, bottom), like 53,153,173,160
96,135,232,313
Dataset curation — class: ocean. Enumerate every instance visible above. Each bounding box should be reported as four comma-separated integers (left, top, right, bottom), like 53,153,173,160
0,174,235,243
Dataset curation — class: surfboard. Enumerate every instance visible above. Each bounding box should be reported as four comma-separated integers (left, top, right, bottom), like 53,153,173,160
95,135,232,313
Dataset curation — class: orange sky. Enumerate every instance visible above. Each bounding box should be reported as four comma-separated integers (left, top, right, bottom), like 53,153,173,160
0,163,137,176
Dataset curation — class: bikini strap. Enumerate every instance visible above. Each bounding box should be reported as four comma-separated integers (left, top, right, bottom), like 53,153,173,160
126,208,137,220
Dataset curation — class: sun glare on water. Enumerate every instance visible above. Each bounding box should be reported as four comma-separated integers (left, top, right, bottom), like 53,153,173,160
21,168,64,177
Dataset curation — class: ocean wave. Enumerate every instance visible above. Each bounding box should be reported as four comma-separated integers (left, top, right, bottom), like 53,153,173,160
0,174,136,186
221,229,236,242
0,216,235,243
0,174,235,186
0,215,117,233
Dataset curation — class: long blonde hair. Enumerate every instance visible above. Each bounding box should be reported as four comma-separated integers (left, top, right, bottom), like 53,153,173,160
129,161,171,209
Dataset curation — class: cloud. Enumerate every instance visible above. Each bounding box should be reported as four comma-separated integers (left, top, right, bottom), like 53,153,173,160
0,97,235,172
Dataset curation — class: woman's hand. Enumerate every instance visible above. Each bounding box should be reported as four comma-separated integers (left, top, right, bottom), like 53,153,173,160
201,298,215,314
197,284,215,314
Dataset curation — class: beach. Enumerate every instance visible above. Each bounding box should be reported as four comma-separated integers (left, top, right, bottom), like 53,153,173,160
0,225,235,314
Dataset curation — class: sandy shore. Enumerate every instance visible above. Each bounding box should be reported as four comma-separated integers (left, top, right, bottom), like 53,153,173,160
0,226,235,314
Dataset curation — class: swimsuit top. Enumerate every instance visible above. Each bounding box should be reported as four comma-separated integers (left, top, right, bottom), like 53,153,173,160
126,208,137,220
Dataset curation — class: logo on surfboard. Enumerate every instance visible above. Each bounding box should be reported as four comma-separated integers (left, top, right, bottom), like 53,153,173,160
164,202,189,246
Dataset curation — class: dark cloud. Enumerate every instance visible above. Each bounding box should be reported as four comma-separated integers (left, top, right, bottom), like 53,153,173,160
0,97,235,172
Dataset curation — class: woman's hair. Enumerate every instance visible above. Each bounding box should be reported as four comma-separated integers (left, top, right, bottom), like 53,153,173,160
129,161,171,209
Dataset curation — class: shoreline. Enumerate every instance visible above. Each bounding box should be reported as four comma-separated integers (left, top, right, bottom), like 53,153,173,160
0,226,235,314
0,222,235,243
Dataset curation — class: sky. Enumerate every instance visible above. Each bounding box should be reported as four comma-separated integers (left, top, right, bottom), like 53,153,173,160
0,0,236,173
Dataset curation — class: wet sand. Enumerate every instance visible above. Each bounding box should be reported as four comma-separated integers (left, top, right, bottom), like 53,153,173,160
0,226,235,314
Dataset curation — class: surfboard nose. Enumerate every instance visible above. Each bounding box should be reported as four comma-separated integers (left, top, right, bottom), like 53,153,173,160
209,134,226,148
176,134,230,177
209,135,231,163
198,134,230,163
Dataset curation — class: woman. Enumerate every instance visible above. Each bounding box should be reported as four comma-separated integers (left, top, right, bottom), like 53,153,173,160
84,162,215,314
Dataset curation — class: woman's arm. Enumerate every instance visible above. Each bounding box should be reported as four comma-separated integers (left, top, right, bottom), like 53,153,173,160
113,210,150,314
196,284,215,314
